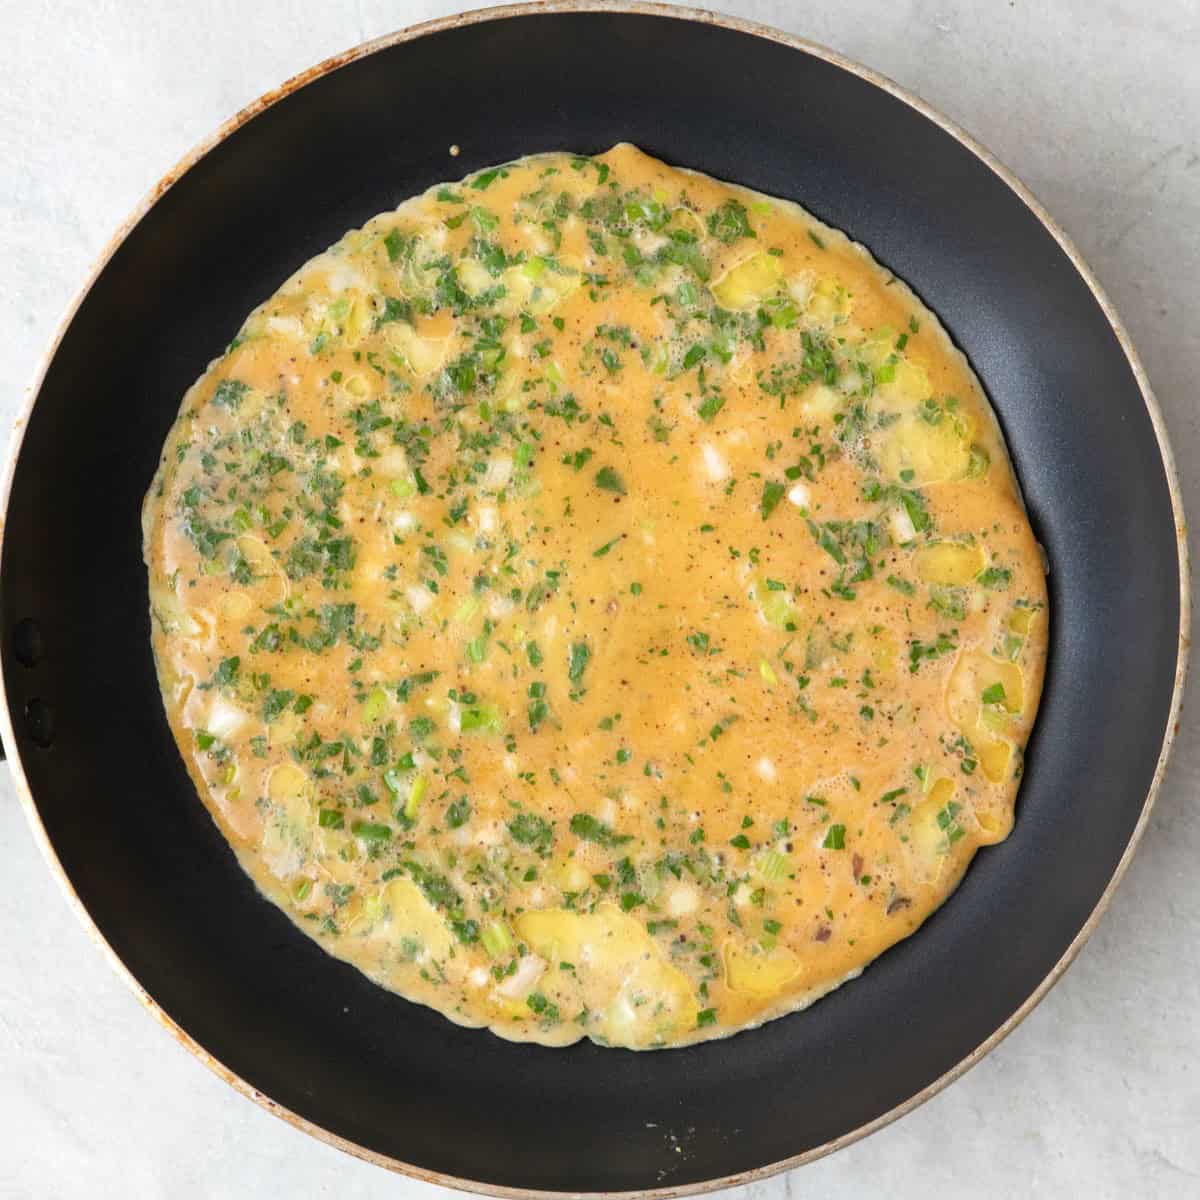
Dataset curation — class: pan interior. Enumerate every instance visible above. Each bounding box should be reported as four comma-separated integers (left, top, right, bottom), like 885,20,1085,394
0,11,1180,1194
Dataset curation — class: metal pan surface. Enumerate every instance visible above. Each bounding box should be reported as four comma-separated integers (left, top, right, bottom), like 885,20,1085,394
0,4,1187,1195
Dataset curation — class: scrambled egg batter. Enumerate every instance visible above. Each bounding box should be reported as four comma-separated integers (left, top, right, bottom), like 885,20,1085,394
144,145,1047,1048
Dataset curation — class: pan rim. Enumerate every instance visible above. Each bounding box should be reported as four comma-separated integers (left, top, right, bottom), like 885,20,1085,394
0,3,1189,1196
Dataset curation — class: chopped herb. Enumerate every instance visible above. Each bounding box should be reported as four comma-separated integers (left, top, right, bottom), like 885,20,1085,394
569,813,633,847
568,640,591,683
594,466,626,494
822,824,846,850
760,481,786,521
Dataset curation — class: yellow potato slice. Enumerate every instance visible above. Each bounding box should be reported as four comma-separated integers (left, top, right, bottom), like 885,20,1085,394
260,767,313,880
869,626,900,686
1010,607,1038,636
724,939,803,996
235,534,276,573
333,290,372,347
880,359,931,409
236,534,287,603
975,736,1013,783
385,323,448,377
516,904,695,1047
218,591,253,621
880,412,973,485
944,650,1024,784
382,878,456,961
711,253,784,309
267,762,311,805
457,257,495,297
908,777,962,881
499,261,582,316
605,954,696,1047
948,650,1025,720
916,542,986,586
798,383,842,420
552,858,592,893
756,577,798,630
807,277,850,324
858,327,897,369
149,584,208,639
975,802,1013,842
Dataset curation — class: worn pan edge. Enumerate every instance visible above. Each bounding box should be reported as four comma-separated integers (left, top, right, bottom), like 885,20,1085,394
0,3,1188,1196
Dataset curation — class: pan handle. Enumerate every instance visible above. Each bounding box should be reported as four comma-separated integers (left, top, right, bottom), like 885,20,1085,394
6,617,51,761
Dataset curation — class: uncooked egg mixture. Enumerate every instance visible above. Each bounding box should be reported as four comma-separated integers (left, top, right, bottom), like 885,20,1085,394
144,145,1047,1048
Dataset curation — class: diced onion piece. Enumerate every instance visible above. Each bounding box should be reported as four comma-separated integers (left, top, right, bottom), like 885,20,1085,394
786,271,814,305
457,258,493,297
889,506,916,545
496,952,546,998
700,442,728,482
666,883,700,917
206,697,245,740
481,920,515,959
799,384,841,420
406,585,434,614
483,455,513,490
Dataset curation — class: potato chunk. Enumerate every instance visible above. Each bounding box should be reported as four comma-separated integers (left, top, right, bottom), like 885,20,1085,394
712,253,784,309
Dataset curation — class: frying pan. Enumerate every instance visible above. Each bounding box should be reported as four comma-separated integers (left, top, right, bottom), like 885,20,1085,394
1,4,1187,1194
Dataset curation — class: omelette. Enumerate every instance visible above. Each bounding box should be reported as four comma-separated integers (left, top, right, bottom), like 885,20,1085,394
143,144,1048,1049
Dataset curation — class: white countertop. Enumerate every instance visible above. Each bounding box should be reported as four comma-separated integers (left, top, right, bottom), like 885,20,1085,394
2,2,1197,1196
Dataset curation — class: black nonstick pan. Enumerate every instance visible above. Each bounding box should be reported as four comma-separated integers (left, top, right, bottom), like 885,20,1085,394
0,5,1187,1195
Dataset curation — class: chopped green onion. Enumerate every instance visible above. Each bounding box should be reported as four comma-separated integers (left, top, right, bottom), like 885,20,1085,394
352,820,392,842
405,774,427,821
460,704,502,734
755,849,789,880
594,466,626,494
760,481,786,521
481,921,514,959
568,640,591,683
361,686,388,724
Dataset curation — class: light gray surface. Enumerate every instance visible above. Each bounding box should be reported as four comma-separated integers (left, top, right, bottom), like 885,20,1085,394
1,1,1197,1196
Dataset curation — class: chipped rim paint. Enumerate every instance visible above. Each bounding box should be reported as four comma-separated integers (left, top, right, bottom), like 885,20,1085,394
0,3,1189,1196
